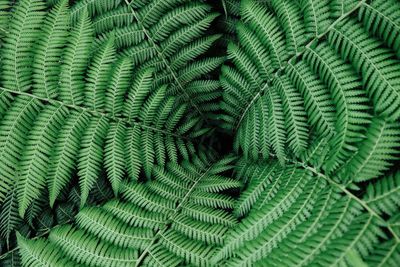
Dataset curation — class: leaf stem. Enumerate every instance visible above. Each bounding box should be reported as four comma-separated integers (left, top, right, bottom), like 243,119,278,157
0,86,191,140
274,153,400,243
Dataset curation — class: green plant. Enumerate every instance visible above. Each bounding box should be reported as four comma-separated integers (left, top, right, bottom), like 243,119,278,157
0,0,400,266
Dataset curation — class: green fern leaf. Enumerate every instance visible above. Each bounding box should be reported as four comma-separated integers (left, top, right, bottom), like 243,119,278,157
32,0,69,98
77,116,109,207
17,104,69,217
124,68,154,121
0,187,22,244
303,42,371,173
0,96,42,203
59,9,94,106
270,0,307,55
104,121,126,194
17,233,75,267
330,0,359,18
0,0,46,92
286,61,337,138
49,225,138,267
47,111,90,207
265,88,287,164
274,75,309,155
125,124,142,181
84,37,116,111
75,206,153,250
344,117,400,182
358,0,400,58
300,0,332,37
364,171,400,216
104,58,133,117
70,0,122,25
366,239,400,267
328,18,400,121
241,0,287,69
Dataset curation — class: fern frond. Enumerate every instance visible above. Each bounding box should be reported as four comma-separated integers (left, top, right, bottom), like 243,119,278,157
142,129,155,179
70,0,122,24
159,13,219,59
298,136,329,169
330,0,359,18
0,96,42,203
49,225,138,267
97,23,144,49
0,187,22,244
241,0,287,69
17,104,69,217
137,0,194,28
358,0,400,58
77,116,109,207
190,191,235,209
307,215,382,266
104,121,126,195
344,117,400,182
124,68,153,121
32,0,69,98
236,23,274,81
125,125,142,181
103,199,167,230
0,0,46,92
171,214,227,245
173,57,225,89
170,35,221,72
150,2,211,42
226,42,263,92
119,182,175,214
286,61,337,138
265,88,287,164
59,9,94,106
234,162,278,217
270,0,307,55
225,179,323,267
139,85,167,126
158,230,215,267
214,166,312,261
104,58,133,117
47,111,90,207
274,75,309,155
364,171,400,216
75,206,153,250
3,0,400,265
142,243,183,267
328,18,400,121
303,42,371,173
366,239,400,267
17,233,75,267
0,0,11,38
300,0,332,37
92,5,134,34
84,37,116,111
195,175,241,193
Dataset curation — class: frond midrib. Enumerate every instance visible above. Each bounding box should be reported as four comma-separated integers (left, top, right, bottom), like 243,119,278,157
0,86,191,140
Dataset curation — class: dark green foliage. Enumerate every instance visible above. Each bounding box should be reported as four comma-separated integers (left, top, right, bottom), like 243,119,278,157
0,0,221,254
0,0,400,266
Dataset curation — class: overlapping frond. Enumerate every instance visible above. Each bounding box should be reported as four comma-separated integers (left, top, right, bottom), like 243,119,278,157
1,0,400,266
14,155,241,267
220,0,400,178
0,0,219,245
212,159,391,267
